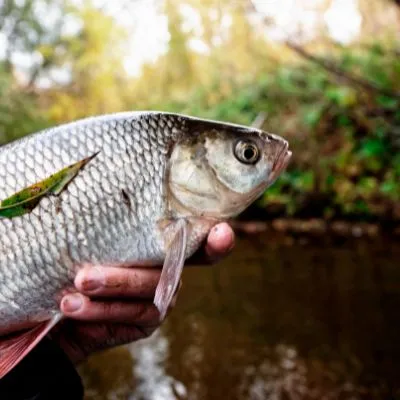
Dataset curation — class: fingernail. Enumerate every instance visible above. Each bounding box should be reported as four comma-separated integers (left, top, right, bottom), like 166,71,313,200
212,224,229,240
82,268,104,291
63,294,83,312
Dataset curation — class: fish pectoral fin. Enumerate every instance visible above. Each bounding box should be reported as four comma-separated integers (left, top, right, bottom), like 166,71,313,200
0,313,62,379
154,218,188,320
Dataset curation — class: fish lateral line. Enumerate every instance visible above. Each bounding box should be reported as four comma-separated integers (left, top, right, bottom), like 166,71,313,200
0,152,99,219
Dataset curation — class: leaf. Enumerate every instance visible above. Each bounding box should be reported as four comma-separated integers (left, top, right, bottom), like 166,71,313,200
325,174,335,188
359,138,386,158
325,86,357,107
377,95,398,110
304,105,324,128
0,153,98,219
357,177,378,198
353,199,370,215
337,115,351,127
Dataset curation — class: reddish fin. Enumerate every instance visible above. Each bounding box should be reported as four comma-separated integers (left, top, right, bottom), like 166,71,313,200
0,313,62,379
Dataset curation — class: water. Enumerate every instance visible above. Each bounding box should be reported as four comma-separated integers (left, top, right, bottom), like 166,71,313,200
80,233,400,400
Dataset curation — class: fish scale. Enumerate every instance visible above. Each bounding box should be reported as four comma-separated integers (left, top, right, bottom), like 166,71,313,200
0,112,186,329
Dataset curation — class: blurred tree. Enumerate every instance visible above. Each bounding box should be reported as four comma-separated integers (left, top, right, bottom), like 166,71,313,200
0,0,399,221
46,3,129,121
131,0,279,109
358,0,399,38
0,0,62,143
0,67,49,144
128,0,195,105
163,0,193,89
0,0,66,85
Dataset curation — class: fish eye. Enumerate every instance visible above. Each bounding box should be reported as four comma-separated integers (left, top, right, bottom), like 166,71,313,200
234,140,260,165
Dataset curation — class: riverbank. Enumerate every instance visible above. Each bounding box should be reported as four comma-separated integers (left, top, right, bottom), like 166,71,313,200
231,218,400,239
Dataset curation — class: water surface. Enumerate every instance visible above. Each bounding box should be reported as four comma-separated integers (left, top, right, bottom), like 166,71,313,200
80,233,400,399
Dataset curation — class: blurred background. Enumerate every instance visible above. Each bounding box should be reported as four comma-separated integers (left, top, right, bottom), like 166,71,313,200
1,0,400,399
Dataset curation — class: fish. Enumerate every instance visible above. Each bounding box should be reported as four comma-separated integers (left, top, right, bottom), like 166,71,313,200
0,111,291,378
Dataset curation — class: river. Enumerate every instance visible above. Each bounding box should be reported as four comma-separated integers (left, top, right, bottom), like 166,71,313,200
79,232,400,400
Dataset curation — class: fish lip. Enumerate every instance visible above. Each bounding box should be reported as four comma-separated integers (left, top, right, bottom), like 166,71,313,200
268,140,292,185
273,140,288,169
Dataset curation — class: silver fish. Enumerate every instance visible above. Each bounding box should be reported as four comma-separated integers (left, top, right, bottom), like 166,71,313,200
0,111,291,377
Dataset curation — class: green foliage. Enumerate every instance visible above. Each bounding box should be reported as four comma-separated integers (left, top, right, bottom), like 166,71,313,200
0,0,399,222
149,40,400,221
0,66,50,145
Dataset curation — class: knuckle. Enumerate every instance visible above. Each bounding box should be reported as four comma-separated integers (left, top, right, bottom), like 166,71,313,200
131,302,148,319
101,301,121,318
127,270,142,291
104,270,125,290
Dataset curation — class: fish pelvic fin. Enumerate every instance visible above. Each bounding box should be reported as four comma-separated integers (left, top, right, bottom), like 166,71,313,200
0,313,62,379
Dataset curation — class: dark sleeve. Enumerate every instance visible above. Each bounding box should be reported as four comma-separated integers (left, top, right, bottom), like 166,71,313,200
0,338,84,400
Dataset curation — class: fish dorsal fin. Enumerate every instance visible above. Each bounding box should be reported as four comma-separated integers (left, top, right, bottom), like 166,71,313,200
0,153,98,219
0,313,62,379
154,219,188,320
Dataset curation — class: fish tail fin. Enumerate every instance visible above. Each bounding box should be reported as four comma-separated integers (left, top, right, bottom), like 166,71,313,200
0,313,62,379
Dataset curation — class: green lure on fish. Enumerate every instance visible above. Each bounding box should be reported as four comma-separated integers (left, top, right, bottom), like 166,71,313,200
0,153,98,218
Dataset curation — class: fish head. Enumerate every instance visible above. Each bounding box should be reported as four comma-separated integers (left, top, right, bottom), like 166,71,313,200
168,117,292,219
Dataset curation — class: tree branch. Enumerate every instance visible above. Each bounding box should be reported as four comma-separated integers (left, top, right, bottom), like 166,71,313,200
286,41,400,99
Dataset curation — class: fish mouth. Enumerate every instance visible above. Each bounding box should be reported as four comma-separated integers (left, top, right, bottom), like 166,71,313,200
268,140,292,185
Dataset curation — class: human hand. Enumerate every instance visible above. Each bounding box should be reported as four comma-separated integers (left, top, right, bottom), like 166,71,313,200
51,222,235,364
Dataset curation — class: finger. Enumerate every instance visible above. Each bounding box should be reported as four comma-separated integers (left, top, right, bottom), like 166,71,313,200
53,321,159,364
79,323,158,348
60,293,160,324
205,222,235,260
187,222,235,266
75,266,161,298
